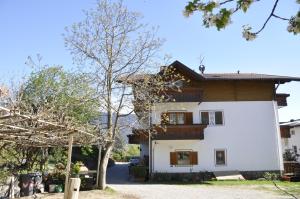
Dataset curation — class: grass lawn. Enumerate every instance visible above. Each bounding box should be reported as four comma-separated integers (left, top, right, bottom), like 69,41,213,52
201,180,300,197
152,180,300,197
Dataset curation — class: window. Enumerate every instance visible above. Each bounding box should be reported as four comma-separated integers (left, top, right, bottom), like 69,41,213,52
170,151,198,166
291,130,295,135
293,146,298,154
161,112,193,125
201,112,209,124
177,151,190,165
169,112,185,124
215,111,223,125
200,111,224,125
215,149,226,166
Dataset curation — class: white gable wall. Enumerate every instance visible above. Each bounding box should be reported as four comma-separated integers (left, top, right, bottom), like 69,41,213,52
151,101,283,173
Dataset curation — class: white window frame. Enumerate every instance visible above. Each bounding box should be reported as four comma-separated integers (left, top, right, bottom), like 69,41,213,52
200,110,224,126
214,149,227,166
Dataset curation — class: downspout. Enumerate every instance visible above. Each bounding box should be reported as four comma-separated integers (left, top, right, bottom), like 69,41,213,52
273,81,284,173
148,105,152,176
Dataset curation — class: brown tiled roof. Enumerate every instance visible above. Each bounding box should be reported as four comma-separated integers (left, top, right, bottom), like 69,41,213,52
202,73,300,82
119,61,300,83
169,60,300,83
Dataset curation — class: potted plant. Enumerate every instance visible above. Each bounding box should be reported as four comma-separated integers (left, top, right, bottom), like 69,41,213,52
71,162,81,178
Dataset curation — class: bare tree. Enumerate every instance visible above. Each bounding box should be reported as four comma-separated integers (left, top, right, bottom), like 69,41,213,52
64,0,166,189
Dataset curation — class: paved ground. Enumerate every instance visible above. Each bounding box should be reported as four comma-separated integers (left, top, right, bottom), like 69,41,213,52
108,163,292,199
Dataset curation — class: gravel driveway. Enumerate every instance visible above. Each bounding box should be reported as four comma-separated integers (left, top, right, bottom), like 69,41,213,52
108,163,292,199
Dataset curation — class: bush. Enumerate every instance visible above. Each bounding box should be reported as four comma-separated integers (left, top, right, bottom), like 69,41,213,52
263,172,279,181
0,169,9,184
130,166,148,179
283,149,299,161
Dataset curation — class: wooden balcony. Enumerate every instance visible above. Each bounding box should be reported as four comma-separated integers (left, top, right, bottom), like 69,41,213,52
128,124,207,144
276,93,290,107
162,88,203,103
128,129,149,144
153,124,207,140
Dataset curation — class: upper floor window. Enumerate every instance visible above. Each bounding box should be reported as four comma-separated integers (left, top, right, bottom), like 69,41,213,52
200,111,224,125
161,112,193,125
169,112,185,125
291,130,295,136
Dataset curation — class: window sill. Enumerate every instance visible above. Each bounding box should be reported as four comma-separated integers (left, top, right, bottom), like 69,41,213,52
170,165,194,167
215,164,227,167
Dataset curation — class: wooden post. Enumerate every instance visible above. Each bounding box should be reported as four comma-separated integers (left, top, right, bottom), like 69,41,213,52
64,134,74,199
8,176,14,199
96,142,102,188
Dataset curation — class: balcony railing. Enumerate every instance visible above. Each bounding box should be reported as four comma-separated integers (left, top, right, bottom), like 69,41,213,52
153,124,207,140
128,124,207,144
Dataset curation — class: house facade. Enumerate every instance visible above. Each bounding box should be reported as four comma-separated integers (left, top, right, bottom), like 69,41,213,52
281,120,300,162
128,61,300,179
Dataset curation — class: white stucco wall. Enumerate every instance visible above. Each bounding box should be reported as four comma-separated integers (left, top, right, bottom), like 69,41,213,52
150,101,283,173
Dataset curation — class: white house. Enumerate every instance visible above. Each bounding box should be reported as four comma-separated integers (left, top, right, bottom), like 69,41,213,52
280,120,300,162
128,61,300,180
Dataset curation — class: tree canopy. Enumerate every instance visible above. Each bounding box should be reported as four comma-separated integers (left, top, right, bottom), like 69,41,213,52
184,0,300,40
0,66,99,173
21,66,99,125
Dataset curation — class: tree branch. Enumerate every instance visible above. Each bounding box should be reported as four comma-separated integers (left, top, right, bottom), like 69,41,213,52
254,0,280,34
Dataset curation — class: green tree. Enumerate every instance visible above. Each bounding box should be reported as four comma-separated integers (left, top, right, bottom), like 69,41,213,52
184,0,300,40
0,65,99,172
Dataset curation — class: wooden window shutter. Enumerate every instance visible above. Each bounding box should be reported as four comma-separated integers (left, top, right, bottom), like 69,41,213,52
185,112,193,125
170,152,178,165
190,151,198,165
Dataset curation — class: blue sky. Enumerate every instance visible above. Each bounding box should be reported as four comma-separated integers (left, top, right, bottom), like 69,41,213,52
0,0,299,121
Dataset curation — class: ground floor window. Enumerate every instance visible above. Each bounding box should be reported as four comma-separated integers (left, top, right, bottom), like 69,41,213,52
215,149,226,166
170,151,198,166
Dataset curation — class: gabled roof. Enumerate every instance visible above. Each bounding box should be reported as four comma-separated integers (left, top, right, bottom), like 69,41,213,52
169,60,300,83
120,60,300,84
168,60,205,81
203,73,300,82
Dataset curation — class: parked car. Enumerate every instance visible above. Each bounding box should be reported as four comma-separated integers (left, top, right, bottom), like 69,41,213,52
129,157,140,166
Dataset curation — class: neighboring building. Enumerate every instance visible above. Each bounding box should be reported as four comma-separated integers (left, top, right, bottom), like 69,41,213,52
127,60,300,179
280,120,300,162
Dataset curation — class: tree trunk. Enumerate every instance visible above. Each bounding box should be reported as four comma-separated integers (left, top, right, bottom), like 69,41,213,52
98,142,113,190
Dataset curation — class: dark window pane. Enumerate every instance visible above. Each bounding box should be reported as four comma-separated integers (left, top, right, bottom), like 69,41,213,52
201,112,209,124
177,151,190,165
215,111,223,125
215,150,226,165
169,113,177,124
177,113,185,124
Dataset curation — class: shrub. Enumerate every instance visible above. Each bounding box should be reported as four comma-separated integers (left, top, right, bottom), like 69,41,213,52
130,166,148,179
263,172,279,181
